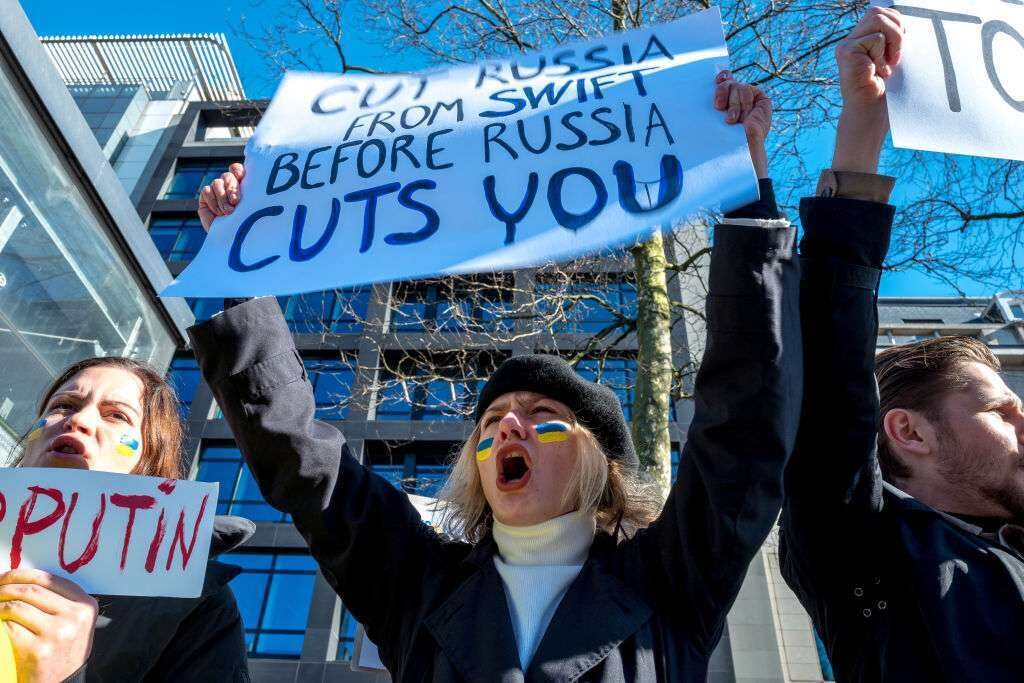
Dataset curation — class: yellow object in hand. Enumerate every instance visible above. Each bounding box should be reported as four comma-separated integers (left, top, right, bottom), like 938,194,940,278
0,621,18,683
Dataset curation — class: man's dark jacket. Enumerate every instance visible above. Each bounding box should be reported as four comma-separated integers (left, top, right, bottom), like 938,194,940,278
69,516,254,682
779,195,1024,682
189,189,802,682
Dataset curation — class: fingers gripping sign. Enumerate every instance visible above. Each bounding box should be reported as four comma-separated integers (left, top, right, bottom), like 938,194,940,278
199,163,245,233
0,568,97,683
713,70,772,178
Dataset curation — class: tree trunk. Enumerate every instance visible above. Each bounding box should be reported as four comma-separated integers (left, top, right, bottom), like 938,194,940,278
630,232,673,503
611,0,673,503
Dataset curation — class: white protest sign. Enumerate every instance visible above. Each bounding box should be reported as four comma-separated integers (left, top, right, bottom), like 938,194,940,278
0,468,217,597
881,0,1024,160
162,7,758,298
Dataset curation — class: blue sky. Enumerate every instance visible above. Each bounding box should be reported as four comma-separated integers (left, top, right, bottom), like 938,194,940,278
18,0,1004,299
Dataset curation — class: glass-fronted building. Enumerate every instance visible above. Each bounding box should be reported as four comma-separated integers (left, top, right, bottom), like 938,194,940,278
0,7,190,454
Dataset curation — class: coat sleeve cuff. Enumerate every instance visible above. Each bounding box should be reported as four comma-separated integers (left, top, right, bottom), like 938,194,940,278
724,178,782,221
798,196,895,269
816,170,896,203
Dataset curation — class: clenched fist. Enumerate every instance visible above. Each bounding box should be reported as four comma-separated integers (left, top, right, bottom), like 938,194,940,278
836,6,905,110
831,7,905,174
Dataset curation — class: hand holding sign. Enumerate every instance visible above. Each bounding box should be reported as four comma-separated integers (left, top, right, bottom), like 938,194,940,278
0,469,217,598
199,162,245,230
202,71,773,231
163,7,762,298
712,71,772,178
0,568,97,683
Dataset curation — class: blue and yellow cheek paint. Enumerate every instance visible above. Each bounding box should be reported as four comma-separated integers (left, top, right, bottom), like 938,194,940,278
476,437,494,461
116,433,141,458
26,418,46,443
477,422,569,460
535,421,570,444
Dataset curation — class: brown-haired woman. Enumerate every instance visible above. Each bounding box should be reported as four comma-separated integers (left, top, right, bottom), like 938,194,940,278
8,356,252,682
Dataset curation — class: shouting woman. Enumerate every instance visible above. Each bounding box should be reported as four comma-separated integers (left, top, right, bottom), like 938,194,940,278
193,73,800,681
8,357,252,682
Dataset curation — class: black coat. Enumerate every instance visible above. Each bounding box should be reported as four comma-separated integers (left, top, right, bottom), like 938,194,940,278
779,196,1024,682
189,198,801,682
70,516,254,683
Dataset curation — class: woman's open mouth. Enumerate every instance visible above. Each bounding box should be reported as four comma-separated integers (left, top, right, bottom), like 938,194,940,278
46,434,89,466
496,446,532,491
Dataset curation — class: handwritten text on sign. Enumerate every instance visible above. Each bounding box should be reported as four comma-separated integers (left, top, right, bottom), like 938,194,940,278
162,7,758,297
0,469,217,597
881,0,1024,161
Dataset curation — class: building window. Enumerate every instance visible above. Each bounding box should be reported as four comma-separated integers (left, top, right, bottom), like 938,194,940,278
390,277,514,333
892,332,938,344
0,54,177,438
166,356,200,418
815,631,836,681
375,353,504,421
876,330,894,347
162,160,239,199
186,298,226,323
537,278,637,333
196,443,289,522
304,356,356,420
671,443,680,482
366,441,456,497
149,217,206,260
223,552,318,658
576,356,639,421
277,289,369,333
335,604,360,662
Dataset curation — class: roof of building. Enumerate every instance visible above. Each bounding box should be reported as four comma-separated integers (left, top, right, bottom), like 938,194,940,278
40,33,245,101
878,298,994,326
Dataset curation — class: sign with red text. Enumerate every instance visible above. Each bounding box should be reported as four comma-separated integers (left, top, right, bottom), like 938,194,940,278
0,468,217,598
880,0,1024,161
162,7,758,298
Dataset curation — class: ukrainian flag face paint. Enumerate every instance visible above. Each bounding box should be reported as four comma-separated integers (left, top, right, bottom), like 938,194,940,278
476,437,494,461
535,421,570,444
26,418,46,443
115,433,141,458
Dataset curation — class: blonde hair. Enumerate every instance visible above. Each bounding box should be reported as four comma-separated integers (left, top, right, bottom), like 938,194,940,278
436,419,661,543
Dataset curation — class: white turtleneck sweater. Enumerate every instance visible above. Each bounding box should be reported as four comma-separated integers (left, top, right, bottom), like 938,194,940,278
492,511,596,669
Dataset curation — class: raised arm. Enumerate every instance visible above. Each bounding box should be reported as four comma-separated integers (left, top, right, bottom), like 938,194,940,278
779,6,901,618
188,279,456,671
634,75,802,652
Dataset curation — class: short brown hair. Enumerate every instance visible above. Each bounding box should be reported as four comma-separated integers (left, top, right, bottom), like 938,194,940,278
875,336,999,479
16,357,184,479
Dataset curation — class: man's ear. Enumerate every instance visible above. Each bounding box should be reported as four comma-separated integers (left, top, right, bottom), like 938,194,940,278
882,408,938,464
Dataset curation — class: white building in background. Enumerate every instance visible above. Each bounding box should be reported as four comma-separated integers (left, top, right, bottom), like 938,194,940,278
39,33,249,199
0,2,192,455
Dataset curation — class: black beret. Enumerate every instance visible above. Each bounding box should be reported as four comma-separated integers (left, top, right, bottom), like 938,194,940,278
475,354,638,473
